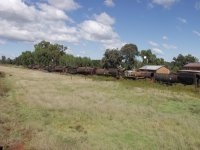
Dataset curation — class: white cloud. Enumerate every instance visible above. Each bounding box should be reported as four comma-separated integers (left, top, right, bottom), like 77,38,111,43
193,30,200,37
177,17,187,24
38,3,74,22
0,1,124,50
79,12,124,49
151,0,179,8
79,20,118,41
148,41,159,47
0,0,79,43
104,0,115,7
48,0,81,11
195,1,200,10
162,43,177,49
152,48,163,54
162,36,168,40
95,12,115,25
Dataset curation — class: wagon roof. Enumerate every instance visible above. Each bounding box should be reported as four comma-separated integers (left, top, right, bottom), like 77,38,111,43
139,65,164,71
178,70,200,73
183,63,200,68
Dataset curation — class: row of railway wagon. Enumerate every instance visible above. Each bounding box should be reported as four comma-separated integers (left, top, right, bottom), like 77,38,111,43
28,65,200,87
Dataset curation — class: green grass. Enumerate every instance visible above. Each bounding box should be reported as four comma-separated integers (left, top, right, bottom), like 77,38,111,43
0,65,200,150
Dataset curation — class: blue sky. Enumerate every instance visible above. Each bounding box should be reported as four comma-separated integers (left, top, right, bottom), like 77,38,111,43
0,0,200,61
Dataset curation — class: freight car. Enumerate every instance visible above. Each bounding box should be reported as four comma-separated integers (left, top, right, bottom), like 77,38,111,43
95,68,109,76
108,68,119,77
53,66,66,72
32,64,40,69
178,70,200,86
154,73,178,85
77,67,95,75
67,67,78,74
124,70,154,79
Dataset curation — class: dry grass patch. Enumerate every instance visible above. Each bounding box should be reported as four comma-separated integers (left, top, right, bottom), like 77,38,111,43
0,65,200,150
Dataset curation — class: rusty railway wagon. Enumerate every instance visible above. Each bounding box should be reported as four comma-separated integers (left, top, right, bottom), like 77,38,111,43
53,66,66,72
67,67,78,74
108,68,119,77
76,67,95,75
95,68,109,76
46,66,66,73
31,64,40,70
154,70,200,87
124,70,153,79
177,70,200,85
154,73,178,85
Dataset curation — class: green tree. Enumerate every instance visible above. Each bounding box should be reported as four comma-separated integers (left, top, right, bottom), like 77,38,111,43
140,49,157,64
120,44,139,69
1,56,6,64
171,54,199,72
15,51,34,66
34,40,67,66
102,49,122,68
91,60,101,67
140,49,165,65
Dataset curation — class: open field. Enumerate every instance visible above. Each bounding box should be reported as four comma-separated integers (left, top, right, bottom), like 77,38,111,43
0,65,200,150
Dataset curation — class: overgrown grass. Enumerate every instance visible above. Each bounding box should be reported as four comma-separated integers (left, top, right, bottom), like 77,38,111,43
0,72,9,96
91,75,200,97
0,66,200,150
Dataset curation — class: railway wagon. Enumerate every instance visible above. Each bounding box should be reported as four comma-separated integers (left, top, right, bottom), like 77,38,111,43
95,68,109,76
46,66,66,72
67,67,78,74
108,68,119,77
28,65,32,69
143,72,154,79
124,70,153,79
196,73,200,87
133,71,154,79
32,64,40,70
177,70,199,85
53,66,66,72
76,67,95,75
154,73,178,84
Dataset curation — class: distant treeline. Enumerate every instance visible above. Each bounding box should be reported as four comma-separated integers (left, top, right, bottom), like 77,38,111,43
0,40,199,72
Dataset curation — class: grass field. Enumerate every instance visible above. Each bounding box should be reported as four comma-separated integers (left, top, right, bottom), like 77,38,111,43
0,65,200,150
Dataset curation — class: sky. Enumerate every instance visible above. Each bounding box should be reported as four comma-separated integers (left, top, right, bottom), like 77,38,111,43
0,0,200,61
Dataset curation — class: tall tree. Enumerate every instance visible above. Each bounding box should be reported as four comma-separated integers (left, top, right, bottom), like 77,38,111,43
120,44,139,69
14,51,34,66
140,49,165,65
140,49,157,64
172,54,199,72
102,49,122,68
1,56,6,64
34,40,67,65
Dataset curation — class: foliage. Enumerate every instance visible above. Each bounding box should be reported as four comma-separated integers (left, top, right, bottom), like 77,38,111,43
59,54,101,67
140,49,165,65
171,54,199,72
15,51,34,66
102,49,122,68
4,41,101,68
120,44,139,69
0,56,13,64
34,40,67,65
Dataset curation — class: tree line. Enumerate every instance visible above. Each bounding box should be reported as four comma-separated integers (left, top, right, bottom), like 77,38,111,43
0,40,199,72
